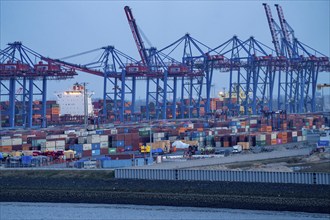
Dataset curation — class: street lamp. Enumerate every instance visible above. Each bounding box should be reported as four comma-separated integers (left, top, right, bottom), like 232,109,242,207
149,120,153,159
83,82,88,129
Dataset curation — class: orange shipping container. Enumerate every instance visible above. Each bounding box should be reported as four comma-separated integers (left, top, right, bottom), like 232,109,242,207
271,139,277,145
1,146,12,152
22,146,31,151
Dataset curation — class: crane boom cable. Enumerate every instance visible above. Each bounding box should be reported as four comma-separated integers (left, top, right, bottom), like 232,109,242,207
59,48,102,60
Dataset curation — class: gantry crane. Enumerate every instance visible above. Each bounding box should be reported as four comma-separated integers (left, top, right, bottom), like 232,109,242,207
263,3,329,114
0,42,76,128
43,46,142,122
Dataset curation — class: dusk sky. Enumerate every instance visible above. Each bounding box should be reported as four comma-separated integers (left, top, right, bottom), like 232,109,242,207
1,0,329,99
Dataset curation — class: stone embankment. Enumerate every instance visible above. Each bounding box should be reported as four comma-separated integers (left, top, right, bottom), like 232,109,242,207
1,170,329,214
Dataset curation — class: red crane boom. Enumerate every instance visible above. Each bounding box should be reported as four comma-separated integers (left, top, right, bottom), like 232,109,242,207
124,6,148,65
41,57,104,77
275,4,292,58
263,3,281,56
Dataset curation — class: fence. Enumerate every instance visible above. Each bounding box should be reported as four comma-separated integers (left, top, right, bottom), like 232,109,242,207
0,157,71,168
115,169,330,185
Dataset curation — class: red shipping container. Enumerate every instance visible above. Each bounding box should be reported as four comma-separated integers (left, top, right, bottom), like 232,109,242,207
83,150,92,157
100,148,108,155
116,147,125,153
12,145,23,151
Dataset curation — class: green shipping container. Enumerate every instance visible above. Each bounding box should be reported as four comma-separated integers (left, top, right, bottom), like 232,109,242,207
256,140,266,146
139,130,150,137
108,148,117,154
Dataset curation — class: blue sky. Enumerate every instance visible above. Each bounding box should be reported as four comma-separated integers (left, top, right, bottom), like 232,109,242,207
1,0,329,99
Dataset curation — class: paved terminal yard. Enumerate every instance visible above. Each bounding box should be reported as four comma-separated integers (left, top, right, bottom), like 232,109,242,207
130,147,314,170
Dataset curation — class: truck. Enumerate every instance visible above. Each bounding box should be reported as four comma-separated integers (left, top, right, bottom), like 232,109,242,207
232,145,242,153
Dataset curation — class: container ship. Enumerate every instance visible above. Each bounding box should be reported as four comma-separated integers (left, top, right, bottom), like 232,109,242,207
56,83,94,117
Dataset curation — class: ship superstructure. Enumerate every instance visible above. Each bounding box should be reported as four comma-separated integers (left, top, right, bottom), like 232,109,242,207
56,83,94,116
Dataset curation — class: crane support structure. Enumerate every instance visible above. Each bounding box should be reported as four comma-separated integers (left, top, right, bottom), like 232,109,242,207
0,42,76,128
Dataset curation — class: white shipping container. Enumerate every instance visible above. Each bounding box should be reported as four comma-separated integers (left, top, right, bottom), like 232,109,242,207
110,129,118,135
13,133,22,137
12,138,23,146
292,131,297,137
250,119,257,124
0,139,12,146
83,144,92,151
46,141,56,148
303,136,307,141
100,135,108,142
46,135,60,140
55,146,65,151
84,161,96,169
41,147,56,152
153,133,164,138
216,142,222,148
187,123,194,129
88,131,97,135
64,130,76,134
87,135,100,144
26,135,36,138
78,137,87,144
0,136,11,139
59,134,68,139
100,142,109,148
256,134,266,141
271,133,277,140
297,136,303,142
79,131,89,136
55,140,65,147
153,137,162,142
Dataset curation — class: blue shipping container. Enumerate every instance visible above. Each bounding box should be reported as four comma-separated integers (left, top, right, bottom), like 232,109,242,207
70,144,83,152
97,157,111,161
21,156,33,165
92,149,100,156
102,159,132,168
92,143,101,150
145,157,153,165
229,121,236,126
125,146,132,151
96,130,104,135
124,128,129,133
151,148,163,154
116,141,125,147
134,158,145,166
318,140,330,147
191,132,199,138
